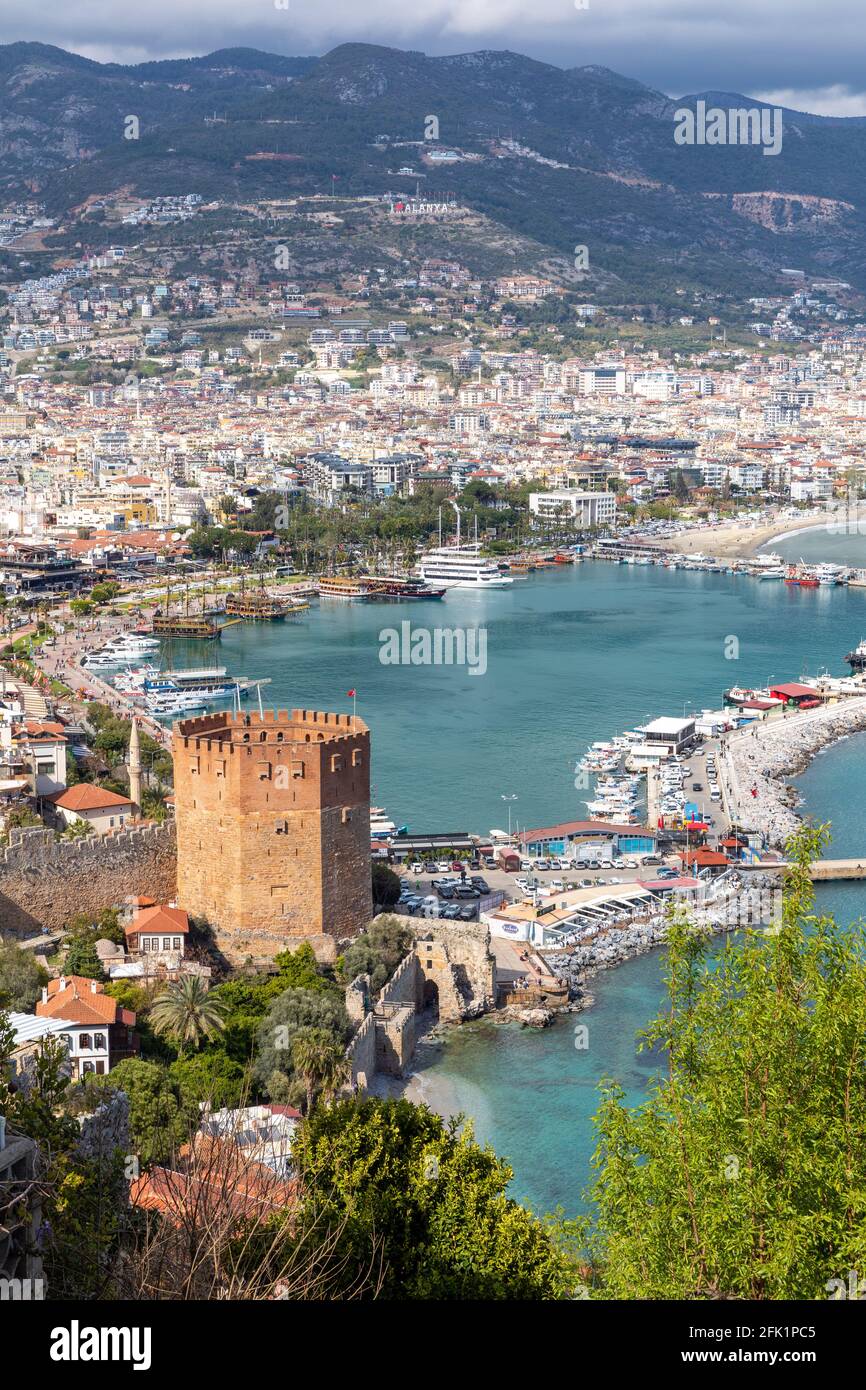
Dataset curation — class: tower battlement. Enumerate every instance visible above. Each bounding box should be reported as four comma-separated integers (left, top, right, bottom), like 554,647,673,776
176,708,368,751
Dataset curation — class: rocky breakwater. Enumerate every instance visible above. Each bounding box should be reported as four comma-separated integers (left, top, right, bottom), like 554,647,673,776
546,913,669,1003
725,698,866,848
545,873,783,1001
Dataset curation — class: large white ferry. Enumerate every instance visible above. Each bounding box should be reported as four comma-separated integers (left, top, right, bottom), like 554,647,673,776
419,544,513,590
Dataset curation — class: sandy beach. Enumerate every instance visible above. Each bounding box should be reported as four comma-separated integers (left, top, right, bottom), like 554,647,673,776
659,511,864,560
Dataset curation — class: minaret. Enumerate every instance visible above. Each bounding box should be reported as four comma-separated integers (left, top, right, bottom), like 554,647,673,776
128,716,142,818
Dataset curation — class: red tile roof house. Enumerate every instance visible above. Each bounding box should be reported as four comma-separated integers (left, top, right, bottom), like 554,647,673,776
45,782,134,835
125,904,189,963
35,975,139,1078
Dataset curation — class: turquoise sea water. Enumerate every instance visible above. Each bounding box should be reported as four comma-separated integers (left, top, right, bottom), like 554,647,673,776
417,715,866,1219
169,561,866,836
167,561,866,1215
775,526,866,565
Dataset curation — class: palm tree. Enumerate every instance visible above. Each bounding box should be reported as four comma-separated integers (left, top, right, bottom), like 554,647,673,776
290,1027,349,1115
150,976,229,1057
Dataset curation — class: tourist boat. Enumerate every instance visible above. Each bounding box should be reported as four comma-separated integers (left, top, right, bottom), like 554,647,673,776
845,639,866,671
757,567,785,580
151,612,220,639
418,544,513,590
369,806,408,838
815,563,845,586
798,575,820,588
143,667,246,700
224,580,290,621
360,576,446,601
150,581,221,639
317,577,372,601
146,692,211,715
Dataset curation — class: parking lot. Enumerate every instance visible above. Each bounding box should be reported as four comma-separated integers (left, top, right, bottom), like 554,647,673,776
393,847,683,919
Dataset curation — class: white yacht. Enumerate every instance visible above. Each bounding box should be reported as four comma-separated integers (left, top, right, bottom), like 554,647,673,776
419,544,513,590
420,505,513,589
815,563,845,586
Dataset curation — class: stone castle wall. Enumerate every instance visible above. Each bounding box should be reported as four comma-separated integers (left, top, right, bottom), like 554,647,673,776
345,919,498,1087
0,824,177,939
173,708,372,965
346,1010,377,1089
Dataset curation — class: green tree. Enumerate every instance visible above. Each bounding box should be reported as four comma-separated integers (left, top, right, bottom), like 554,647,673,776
169,1051,247,1109
97,1058,186,1167
371,861,401,908
337,915,413,992
0,942,49,1011
290,1026,349,1115
589,826,866,1300
270,941,333,991
63,933,105,981
89,581,121,605
292,1096,578,1299
150,976,229,1057
255,988,351,1098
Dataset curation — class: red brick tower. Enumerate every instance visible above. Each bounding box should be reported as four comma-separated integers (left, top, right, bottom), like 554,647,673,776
172,708,372,963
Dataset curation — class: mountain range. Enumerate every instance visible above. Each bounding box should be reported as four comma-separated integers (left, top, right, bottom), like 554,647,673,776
4,41,866,293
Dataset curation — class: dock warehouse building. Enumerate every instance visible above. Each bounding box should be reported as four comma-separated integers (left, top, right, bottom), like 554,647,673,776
516,819,657,859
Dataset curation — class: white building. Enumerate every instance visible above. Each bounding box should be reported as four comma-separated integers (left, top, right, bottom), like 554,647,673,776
528,490,617,527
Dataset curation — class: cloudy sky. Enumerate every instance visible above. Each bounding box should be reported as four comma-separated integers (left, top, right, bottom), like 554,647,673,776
6,0,866,116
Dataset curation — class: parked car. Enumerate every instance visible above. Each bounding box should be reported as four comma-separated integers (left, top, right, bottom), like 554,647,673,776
455,884,480,899
422,862,438,875
514,876,529,891
457,905,477,921
410,861,425,875
436,860,451,872
437,884,457,900
519,859,533,872
403,896,423,911
578,878,593,888
451,861,466,873
470,876,490,894
441,904,462,920
550,878,565,891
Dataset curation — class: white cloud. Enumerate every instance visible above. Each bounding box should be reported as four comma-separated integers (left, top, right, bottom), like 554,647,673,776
754,87,866,118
